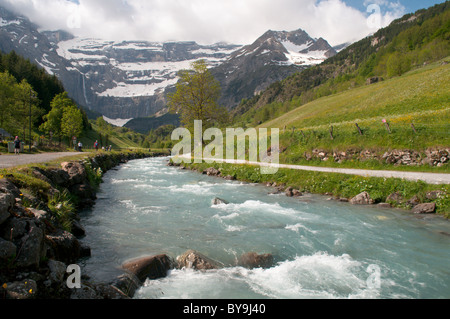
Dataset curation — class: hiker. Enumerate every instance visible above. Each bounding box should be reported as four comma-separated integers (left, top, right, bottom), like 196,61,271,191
78,141,83,152
94,140,99,151
14,136,21,155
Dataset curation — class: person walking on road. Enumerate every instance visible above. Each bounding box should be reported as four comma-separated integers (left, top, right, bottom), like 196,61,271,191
14,136,21,155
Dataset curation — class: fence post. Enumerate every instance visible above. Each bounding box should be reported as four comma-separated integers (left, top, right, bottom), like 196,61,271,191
355,123,363,136
385,123,391,133
382,119,391,133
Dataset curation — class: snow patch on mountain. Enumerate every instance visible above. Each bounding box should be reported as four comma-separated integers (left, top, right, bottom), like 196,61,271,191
103,116,133,127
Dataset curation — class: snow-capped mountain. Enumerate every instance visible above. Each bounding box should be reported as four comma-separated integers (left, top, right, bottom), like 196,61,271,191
0,6,336,124
211,29,336,109
50,35,240,120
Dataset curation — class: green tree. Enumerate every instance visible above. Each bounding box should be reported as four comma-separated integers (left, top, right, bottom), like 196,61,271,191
40,92,76,143
0,71,16,129
12,79,42,143
95,117,112,147
168,60,229,133
61,105,84,146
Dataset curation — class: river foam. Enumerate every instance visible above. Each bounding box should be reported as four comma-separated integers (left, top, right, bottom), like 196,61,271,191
81,157,450,299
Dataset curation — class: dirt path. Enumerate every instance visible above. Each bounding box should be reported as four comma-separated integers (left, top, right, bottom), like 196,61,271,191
273,162,450,185
0,152,83,169
180,155,450,185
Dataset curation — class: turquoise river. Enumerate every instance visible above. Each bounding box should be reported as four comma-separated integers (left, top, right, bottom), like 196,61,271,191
79,157,450,299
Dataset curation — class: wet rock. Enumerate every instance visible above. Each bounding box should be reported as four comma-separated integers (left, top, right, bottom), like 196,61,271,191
411,203,436,214
177,250,222,270
122,254,175,282
377,203,392,209
285,187,294,197
212,198,229,205
350,192,374,205
71,220,86,238
238,252,274,269
111,272,142,298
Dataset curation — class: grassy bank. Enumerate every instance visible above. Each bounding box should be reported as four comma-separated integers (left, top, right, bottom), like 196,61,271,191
181,161,450,218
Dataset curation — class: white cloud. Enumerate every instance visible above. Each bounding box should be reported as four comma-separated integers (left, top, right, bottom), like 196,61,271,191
0,0,405,46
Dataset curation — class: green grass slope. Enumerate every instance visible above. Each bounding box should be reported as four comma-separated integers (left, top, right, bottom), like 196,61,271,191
257,59,449,170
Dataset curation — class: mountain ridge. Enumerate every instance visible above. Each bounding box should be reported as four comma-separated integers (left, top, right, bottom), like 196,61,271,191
0,5,336,124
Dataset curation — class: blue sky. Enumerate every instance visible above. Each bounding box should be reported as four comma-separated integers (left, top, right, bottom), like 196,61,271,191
0,0,445,45
344,0,444,13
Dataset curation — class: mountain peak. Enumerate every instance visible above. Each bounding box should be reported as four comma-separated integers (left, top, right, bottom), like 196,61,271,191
239,27,336,66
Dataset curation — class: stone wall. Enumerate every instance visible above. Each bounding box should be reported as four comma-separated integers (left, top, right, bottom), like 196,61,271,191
304,148,449,167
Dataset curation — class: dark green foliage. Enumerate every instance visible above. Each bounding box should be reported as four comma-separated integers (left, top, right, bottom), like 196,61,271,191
0,50,65,117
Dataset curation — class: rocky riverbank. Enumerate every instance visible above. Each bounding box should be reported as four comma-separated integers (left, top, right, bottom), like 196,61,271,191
0,151,166,299
171,161,449,217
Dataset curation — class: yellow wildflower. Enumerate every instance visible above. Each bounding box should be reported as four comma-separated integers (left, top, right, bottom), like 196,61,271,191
2,283,7,289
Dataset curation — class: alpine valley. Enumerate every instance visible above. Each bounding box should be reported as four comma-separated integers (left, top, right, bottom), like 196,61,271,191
0,6,337,127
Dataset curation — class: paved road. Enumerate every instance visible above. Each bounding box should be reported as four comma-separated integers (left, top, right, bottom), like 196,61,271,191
0,152,82,169
178,155,450,185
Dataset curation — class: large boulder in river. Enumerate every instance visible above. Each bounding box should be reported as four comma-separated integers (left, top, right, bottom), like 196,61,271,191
177,250,222,270
212,197,229,205
122,254,175,282
238,252,274,269
350,192,374,205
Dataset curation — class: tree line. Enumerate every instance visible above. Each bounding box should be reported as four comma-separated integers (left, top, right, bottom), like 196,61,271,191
0,51,89,146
